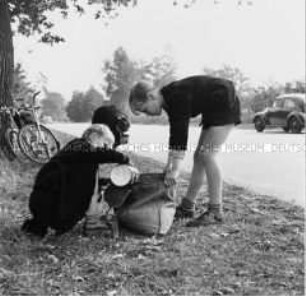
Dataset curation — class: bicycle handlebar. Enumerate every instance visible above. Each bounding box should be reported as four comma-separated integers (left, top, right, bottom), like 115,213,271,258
1,91,41,113
33,91,41,98
32,91,40,105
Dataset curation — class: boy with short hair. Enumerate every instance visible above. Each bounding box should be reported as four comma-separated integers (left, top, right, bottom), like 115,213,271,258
92,105,130,147
129,75,241,226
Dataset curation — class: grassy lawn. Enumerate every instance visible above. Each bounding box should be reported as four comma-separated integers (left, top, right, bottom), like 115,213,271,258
0,130,304,296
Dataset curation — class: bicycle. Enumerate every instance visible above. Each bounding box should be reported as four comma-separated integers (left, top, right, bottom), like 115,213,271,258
0,92,60,164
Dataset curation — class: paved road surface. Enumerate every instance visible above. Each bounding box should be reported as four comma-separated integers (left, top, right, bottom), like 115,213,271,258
50,123,305,207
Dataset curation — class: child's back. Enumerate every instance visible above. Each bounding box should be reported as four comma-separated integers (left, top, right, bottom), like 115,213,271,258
22,125,129,237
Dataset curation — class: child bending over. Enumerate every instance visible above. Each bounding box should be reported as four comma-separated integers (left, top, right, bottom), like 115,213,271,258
129,75,241,226
22,123,130,237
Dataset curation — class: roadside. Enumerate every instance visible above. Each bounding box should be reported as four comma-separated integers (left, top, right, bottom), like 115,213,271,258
0,130,304,296
49,123,306,206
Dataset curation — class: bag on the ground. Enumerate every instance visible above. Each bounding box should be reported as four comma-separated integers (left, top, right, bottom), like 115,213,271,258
105,173,176,236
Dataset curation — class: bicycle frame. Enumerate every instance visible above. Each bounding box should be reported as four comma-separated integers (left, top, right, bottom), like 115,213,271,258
0,106,18,131
2,92,59,163
25,92,53,159
30,93,44,138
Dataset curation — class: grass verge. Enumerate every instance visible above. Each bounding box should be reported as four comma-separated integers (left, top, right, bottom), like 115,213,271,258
0,130,304,296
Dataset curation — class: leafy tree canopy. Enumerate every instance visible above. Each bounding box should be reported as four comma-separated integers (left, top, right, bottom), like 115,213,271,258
8,0,252,44
12,62,35,101
103,47,176,115
40,88,68,121
250,80,306,113
66,86,105,122
8,0,136,44
203,65,250,94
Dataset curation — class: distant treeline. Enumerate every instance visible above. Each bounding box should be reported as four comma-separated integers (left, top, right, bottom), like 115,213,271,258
14,48,305,124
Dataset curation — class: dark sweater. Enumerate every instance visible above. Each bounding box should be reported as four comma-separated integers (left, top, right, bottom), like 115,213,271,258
161,75,241,150
29,138,129,233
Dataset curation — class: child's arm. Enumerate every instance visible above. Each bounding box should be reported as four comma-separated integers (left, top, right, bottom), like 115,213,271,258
88,148,130,164
58,144,129,164
164,149,185,186
164,149,185,172
164,94,190,185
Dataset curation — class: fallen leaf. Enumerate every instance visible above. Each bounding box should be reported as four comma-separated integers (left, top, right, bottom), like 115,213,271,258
73,276,85,282
112,254,124,259
209,233,220,239
107,272,115,279
236,270,248,276
142,237,163,246
249,208,265,215
137,254,146,260
47,254,59,264
212,291,223,296
107,290,117,296
219,287,235,294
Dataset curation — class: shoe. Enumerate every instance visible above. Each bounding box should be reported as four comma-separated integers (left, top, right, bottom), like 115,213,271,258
83,215,110,235
21,219,48,238
175,204,195,220
186,211,223,227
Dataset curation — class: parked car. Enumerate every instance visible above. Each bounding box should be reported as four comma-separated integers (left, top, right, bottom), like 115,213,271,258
253,93,306,133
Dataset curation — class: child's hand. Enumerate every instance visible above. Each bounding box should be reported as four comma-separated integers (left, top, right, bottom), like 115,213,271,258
163,164,172,175
128,165,140,184
164,169,179,187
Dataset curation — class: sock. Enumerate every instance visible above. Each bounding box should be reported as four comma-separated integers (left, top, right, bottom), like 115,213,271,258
208,203,223,214
181,198,196,212
84,215,108,232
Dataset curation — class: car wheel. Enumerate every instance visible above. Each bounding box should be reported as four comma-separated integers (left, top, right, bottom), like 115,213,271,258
288,117,302,134
254,117,265,132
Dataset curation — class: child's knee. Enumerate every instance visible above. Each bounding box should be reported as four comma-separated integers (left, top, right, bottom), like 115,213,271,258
193,149,215,165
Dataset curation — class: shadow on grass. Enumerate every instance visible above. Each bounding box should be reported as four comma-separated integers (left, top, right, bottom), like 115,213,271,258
0,130,304,296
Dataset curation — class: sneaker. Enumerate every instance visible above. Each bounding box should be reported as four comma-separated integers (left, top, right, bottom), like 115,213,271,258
186,211,223,227
175,204,195,220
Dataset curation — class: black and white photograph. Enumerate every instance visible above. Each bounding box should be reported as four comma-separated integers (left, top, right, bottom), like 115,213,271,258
0,0,305,295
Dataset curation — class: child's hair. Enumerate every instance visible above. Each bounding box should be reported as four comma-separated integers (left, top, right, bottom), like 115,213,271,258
82,124,115,148
129,81,153,113
91,105,130,147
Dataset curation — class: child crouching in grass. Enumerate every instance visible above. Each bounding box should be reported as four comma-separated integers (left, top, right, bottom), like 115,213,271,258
22,121,130,238
129,75,241,227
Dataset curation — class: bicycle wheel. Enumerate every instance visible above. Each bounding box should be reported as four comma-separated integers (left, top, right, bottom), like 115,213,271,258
4,128,19,159
18,124,60,164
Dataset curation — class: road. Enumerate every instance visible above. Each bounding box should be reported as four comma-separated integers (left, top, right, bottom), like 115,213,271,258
50,123,305,207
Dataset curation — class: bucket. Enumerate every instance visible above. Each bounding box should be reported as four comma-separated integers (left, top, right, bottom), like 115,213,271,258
110,165,140,187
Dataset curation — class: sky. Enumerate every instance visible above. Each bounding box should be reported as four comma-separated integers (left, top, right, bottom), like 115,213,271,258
14,0,305,101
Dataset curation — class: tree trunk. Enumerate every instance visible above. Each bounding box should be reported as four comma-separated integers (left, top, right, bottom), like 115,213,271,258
0,0,14,159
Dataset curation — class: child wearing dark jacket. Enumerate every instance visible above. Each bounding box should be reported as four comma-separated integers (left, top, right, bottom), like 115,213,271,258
129,75,241,227
22,110,130,237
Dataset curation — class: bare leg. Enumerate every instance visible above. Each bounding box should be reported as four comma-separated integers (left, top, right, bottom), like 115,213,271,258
185,124,234,206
